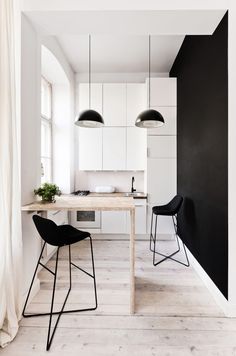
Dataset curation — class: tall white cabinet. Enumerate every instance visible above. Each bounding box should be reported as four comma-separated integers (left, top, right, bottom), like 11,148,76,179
147,78,177,236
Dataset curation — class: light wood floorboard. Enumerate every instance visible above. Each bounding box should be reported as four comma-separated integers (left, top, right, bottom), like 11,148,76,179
2,239,236,355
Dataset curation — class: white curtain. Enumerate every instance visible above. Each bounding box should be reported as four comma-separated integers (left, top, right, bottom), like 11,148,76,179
0,0,22,348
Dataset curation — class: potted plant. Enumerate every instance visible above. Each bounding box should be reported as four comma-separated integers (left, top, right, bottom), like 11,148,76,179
34,183,61,203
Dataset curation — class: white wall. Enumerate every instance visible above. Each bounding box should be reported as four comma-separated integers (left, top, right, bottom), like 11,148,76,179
21,21,75,293
21,15,41,293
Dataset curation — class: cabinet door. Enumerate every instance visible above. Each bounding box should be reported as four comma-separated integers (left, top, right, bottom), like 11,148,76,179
148,136,176,159
78,128,103,170
103,128,126,170
101,211,127,233
147,106,176,136
127,127,147,171
127,201,147,234
147,158,176,205
147,78,176,107
126,83,146,126
103,84,126,126
78,83,103,115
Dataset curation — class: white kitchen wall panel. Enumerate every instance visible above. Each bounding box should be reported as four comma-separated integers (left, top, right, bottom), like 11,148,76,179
127,127,147,170
126,83,146,126
103,127,126,170
103,83,126,126
148,136,176,158
148,78,177,107
78,128,103,170
147,106,176,136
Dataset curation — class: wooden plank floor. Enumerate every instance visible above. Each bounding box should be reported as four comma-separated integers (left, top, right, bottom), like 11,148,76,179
2,238,236,355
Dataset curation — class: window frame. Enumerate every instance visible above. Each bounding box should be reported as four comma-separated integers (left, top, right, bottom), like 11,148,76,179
41,76,53,183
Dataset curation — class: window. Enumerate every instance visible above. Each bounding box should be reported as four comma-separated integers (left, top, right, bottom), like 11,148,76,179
41,77,52,183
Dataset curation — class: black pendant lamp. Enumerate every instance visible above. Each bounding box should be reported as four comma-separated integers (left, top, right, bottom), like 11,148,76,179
75,35,104,128
135,36,164,128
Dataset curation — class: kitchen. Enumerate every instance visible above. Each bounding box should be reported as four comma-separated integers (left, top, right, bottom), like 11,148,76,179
0,2,234,354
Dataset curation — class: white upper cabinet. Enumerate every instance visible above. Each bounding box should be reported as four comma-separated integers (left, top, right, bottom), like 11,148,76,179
147,106,176,136
126,83,146,126
103,127,126,170
103,83,126,126
127,127,147,171
147,78,176,107
79,83,103,115
78,128,103,171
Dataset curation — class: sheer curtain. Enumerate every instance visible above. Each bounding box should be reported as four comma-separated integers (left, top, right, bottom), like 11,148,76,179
0,0,22,348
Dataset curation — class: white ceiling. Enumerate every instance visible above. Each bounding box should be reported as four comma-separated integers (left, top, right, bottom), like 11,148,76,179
57,35,185,73
24,9,226,74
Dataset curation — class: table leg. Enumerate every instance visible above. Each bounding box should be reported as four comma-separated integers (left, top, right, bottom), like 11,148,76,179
130,208,135,314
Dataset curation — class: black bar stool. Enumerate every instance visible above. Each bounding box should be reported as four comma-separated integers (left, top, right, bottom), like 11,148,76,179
22,215,98,351
149,195,190,267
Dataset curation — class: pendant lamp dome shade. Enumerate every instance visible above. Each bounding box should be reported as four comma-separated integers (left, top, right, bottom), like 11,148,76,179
135,35,165,128
75,109,104,128
135,109,164,128
75,35,104,128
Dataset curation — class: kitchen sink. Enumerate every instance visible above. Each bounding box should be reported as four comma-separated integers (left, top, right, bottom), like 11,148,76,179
124,192,144,197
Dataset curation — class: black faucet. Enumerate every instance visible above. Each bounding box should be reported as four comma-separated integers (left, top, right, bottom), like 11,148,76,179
131,176,136,193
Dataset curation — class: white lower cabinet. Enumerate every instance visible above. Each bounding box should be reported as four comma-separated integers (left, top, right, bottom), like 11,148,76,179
101,211,127,234
101,200,147,234
126,200,147,234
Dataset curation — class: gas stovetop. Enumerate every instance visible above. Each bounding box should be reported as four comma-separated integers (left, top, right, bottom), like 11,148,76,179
72,190,90,196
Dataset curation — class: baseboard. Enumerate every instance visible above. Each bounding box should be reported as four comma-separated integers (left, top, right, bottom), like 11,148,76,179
186,246,236,317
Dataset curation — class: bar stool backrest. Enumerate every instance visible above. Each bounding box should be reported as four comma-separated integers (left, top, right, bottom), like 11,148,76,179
166,195,183,215
33,215,59,246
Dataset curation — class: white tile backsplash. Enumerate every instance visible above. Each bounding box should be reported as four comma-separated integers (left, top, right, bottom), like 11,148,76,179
75,171,145,193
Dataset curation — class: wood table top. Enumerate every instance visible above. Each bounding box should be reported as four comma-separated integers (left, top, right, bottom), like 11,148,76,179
21,194,135,212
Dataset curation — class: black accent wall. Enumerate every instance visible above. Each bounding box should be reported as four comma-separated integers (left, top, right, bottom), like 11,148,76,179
170,13,228,298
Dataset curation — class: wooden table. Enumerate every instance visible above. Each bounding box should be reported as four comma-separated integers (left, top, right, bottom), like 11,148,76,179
21,195,136,314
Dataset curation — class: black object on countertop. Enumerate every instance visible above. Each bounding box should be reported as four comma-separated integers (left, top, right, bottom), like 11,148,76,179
72,190,90,196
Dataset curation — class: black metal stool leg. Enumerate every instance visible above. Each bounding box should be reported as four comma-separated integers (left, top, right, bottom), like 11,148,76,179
152,214,158,265
22,242,46,317
89,236,98,309
151,214,190,267
168,215,190,267
23,236,98,351
149,212,154,252
69,236,98,312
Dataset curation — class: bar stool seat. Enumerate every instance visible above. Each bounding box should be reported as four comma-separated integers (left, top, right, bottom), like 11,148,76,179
57,224,90,246
150,195,190,267
22,215,97,351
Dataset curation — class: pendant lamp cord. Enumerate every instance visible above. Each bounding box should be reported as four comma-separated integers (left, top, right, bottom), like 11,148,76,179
89,34,91,109
148,34,151,109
